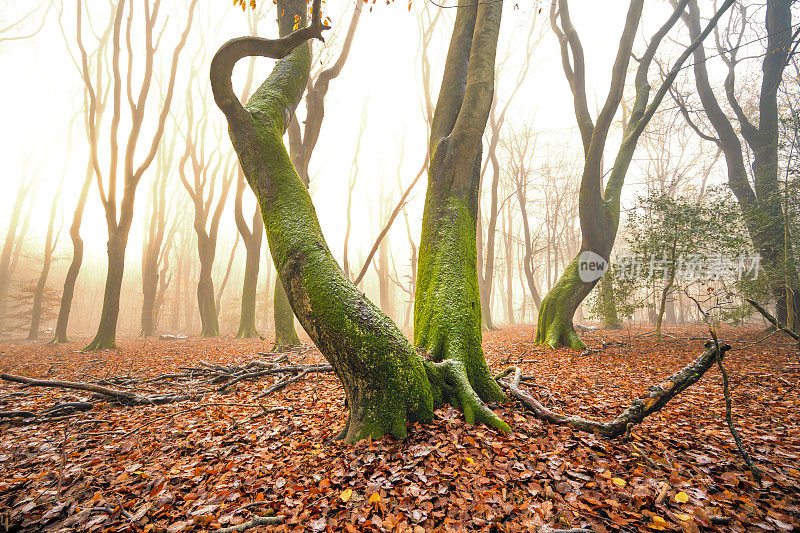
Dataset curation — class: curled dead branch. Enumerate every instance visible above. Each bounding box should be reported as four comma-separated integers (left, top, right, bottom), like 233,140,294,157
497,340,729,437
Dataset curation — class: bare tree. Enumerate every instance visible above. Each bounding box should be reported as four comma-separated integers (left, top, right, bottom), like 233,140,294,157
679,0,799,330
536,0,734,348
80,0,198,350
506,125,543,315
178,89,235,337
0,180,34,335
28,182,63,340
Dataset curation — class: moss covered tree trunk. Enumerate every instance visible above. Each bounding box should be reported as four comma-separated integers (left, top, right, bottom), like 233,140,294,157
212,0,507,443
413,0,506,409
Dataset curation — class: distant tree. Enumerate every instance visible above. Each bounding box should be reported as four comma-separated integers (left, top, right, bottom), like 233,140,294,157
178,88,235,338
0,180,33,335
141,130,179,337
615,191,750,337
28,182,62,340
80,0,198,350
536,0,734,348
679,0,799,331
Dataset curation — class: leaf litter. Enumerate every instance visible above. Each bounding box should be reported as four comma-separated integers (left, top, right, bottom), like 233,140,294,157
0,324,798,532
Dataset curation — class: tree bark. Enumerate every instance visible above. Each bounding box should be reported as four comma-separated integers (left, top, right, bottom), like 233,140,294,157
212,0,507,443
52,166,92,343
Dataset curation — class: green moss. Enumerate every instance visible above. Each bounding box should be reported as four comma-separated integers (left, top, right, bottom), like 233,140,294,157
415,140,507,416
535,256,589,349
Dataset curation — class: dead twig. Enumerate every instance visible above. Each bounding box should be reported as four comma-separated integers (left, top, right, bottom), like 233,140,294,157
212,515,284,533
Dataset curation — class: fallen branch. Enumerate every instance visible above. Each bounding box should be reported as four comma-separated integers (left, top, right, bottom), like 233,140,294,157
1,373,140,402
0,410,36,418
212,515,284,533
0,373,191,407
253,368,312,400
745,298,799,341
717,353,761,483
497,340,729,437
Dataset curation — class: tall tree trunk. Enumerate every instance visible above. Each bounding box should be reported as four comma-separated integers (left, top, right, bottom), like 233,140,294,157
52,165,92,343
235,171,264,338
503,207,515,325
196,239,220,337
236,228,262,338
212,0,507,443
141,250,159,336
413,0,506,406
86,228,129,350
80,0,197,350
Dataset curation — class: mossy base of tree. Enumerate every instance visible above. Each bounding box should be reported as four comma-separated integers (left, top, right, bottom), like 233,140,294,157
535,257,589,350
236,324,263,339
414,188,508,430
84,330,117,351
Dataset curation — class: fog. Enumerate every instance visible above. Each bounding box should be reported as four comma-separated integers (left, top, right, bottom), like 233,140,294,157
0,0,781,340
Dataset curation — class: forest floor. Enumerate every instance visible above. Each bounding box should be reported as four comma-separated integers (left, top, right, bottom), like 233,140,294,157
0,325,798,533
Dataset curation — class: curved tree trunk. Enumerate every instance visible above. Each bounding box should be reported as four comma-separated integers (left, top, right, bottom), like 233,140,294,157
537,0,733,348
413,0,506,408
53,164,93,344
212,0,506,443
197,240,220,337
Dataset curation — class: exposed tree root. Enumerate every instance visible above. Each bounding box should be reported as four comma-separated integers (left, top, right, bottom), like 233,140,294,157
496,340,729,437
426,359,510,432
